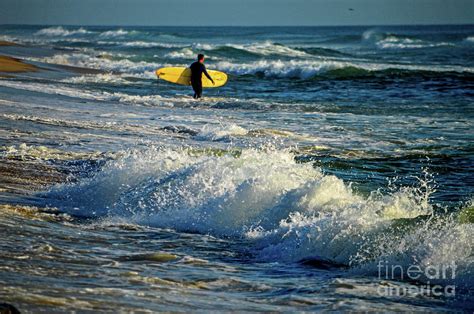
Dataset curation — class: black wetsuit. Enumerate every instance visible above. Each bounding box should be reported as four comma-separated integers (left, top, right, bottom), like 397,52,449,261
190,61,213,99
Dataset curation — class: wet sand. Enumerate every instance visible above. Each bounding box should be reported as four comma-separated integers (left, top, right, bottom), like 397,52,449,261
0,43,103,74
0,41,19,47
0,55,38,73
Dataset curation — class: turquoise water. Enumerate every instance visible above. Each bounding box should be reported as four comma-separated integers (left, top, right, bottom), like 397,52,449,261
0,25,473,312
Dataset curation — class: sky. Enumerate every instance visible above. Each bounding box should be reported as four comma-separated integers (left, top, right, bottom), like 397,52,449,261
1,0,473,26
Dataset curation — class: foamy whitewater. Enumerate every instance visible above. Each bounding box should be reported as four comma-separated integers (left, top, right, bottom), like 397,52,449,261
0,25,473,312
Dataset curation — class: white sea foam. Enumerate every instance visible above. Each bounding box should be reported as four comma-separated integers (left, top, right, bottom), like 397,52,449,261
362,30,453,50
195,124,249,141
0,114,166,137
0,35,17,43
377,36,453,49
98,29,130,38
35,26,93,37
0,80,167,107
165,42,309,58
216,59,474,79
30,53,162,76
120,41,184,48
165,48,196,59
216,59,342,79
44,146,474,288
465,36,474,43
61,73,132,85
228,41,309,57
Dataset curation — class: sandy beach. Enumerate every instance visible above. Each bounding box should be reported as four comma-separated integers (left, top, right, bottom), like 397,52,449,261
0,55,37,73
0,40,19,47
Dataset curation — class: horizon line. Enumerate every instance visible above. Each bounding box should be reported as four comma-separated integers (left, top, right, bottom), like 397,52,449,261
1,23,474,28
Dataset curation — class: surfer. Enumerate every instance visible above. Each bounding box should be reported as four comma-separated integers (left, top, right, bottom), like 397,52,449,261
190,54,214,99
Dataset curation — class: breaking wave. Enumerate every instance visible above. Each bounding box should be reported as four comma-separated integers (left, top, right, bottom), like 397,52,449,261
362,29,455,50
35,26,93,37
0,80,167,107
165,42,313,59
29,53,162,77
98,29,132,38
43,147,474,289
216,59,474,79
377,36,453,49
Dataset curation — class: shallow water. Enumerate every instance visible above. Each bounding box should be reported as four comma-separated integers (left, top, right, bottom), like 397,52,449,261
0,25,473,312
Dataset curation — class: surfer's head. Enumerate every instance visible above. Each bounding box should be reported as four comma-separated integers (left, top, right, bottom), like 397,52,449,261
197,54,205,63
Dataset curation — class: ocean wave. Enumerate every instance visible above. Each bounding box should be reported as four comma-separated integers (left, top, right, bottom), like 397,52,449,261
216,59,340,79
296,47,350,57
30,53,162,77
61,73,134,85
164,42,312,60
0,35,17,43
0,113,166,136
377,36,453,49
43,147,474,289
0,80,167,107
465,36,474,43
208,42,310,57
195,124,249,141
23,51,474,81
98,29,131,38
220,42,309,57
362,29,454,50
122,41,185,48
0,143,110,161
165,47,196,59
216,59,474,79
35,26,94,37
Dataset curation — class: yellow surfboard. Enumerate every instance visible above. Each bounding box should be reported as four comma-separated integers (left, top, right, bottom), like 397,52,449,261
156,67,227,88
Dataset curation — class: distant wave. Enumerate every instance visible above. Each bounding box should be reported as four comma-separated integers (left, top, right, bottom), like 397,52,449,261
164,42,312,59
223,42,309,57
98,29,131,38
377,36,453,49
362,29,454,50
296,47,351,57
35,27,140,38
30,51,474,81
214,42,310,57
163,42,349,61
465,36,474,43
216,59,474,79
35,26,94,36
165,47,196,59
30,53,162,77
121,41,186,48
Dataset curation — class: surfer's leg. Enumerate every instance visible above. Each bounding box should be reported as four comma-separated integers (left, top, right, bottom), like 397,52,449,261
191,81,199,99
196,83,202,99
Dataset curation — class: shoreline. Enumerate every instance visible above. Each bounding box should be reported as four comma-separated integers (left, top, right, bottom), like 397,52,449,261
0,55,38,73
0,40,20,47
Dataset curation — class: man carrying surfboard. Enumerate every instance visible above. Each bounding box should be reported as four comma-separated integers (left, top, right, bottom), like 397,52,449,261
155,58,227,92
190,54,214,99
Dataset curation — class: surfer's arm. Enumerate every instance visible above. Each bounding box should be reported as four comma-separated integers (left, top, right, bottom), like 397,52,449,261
202,66,215,84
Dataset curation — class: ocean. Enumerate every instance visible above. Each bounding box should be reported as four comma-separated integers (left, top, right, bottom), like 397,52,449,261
0,24,473,312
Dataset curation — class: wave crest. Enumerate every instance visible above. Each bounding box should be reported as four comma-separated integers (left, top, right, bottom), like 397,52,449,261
35,26,93,37
43,146,474,289
362,29,454,50
216,59,473,79
98,29,131,38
